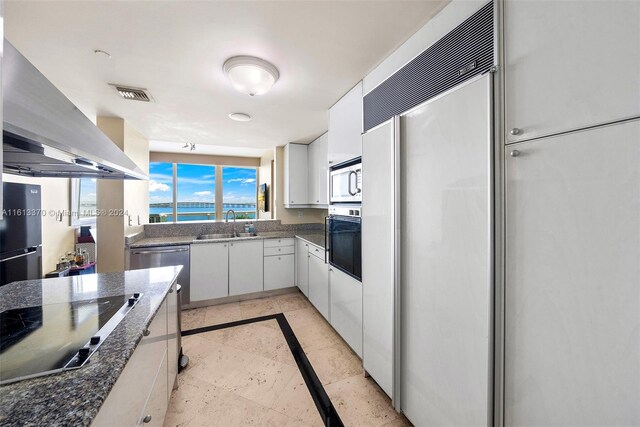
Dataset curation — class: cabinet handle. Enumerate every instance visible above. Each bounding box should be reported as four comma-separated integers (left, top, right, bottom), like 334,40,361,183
510,128,522,136
143,329,150,336
230,243,233,246
305,244,308,247
329,268,333,272
143,415,152,423
510,150,521,157
278,257,281,260
224,244,227,247
316,200,319,203
169,287,174,293
308,255,310,258
278,248,281,251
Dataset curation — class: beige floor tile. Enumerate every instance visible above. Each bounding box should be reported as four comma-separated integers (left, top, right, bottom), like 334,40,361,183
275,292,312,312
240,297,281,319
221,355,298,407
181,307,207,330
180,335,218,364
209,321,296,366
164,373,221,427
380,415,413,427
306,343,363,385
203,301,243,326
259,409,310,427
271,371,324,427
182,342,256,389
291,317,341,352
325,375,398,427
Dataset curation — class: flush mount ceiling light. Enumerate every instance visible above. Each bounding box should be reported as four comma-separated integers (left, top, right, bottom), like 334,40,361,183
223,56,279,96
228,112,252,122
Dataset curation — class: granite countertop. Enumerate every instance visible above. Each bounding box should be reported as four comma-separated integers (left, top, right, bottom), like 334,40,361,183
129,231,326,249
0,266,182,427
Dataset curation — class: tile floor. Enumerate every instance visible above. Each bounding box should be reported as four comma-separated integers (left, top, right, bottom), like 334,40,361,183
164,291,411,427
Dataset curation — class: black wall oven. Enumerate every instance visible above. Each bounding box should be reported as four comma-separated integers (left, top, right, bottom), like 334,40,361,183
326,206,361,281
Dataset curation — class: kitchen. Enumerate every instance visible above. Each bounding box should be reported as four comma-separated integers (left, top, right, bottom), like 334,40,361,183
1,1,639,426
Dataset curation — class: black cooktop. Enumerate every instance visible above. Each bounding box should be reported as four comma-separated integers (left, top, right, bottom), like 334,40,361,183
0,294,139,384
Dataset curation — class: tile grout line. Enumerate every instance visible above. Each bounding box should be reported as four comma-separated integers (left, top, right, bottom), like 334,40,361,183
182,313,345,427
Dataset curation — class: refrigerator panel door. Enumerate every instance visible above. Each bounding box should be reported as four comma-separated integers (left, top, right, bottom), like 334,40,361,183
505,120,640,426
362,120,395,397
400,75,491,426
1,182,43,253
0,246,42,286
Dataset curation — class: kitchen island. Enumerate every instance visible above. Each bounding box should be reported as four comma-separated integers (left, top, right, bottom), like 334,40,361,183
0,266,181,427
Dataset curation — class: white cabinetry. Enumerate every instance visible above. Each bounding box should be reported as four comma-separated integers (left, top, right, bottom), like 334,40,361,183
264,239,295,291
329,268,362,357
505,120,640,426
190,242,229,301
308,133,328,206
296,239,309,297
504,0,640,143
93,289,177,427
308,248,329,321
328,81,363,165
167,282,179,396
284,143,309,207
229,240,263,296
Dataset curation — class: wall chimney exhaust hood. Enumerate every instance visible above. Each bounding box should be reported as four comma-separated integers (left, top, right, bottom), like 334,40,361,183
2,41,147,180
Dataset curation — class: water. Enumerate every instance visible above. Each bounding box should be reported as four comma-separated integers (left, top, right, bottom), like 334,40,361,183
149,204,257,222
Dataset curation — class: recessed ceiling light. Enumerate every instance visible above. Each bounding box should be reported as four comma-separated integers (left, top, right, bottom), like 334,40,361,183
228,112,252,122
223,56,279,96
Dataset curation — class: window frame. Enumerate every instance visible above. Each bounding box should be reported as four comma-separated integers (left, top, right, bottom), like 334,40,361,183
70,178,97,226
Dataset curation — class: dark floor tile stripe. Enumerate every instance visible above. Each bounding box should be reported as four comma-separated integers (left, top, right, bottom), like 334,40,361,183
181,313,344,427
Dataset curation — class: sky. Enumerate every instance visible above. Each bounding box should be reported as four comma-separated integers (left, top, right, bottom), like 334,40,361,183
149,162,257,205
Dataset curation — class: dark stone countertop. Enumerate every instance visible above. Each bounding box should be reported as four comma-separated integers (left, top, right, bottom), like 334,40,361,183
294,233,326,249
0,266,182,427
128,232,326,249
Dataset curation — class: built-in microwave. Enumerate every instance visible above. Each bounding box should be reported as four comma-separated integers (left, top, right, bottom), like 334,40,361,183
329,159,362,204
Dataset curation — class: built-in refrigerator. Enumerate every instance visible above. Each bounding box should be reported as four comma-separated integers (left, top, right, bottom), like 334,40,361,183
0,182,43,286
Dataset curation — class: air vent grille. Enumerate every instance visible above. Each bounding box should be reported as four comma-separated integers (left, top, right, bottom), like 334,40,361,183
111,84,152,102
363,1,494,132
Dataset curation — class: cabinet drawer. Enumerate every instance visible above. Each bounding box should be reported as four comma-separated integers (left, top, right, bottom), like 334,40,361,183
264,238,295,248
264,254,295,291
264,246,294,256
309,245,325,261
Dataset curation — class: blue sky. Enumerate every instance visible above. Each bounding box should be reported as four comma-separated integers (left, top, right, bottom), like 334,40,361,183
149,162,256,205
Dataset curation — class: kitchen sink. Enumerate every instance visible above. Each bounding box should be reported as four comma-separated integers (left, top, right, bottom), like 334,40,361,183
197,233,235,240
236,232,257,237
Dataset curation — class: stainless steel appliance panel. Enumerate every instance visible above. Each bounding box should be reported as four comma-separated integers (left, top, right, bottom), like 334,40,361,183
129,246,191,304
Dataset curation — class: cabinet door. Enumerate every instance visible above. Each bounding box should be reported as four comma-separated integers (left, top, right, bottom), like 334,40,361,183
308,133,328,205
296,239,309,297
505,0,640,143
505,120,640,426
166,282,178,398
328,82,363,165
329,268,362,357
229,240,264,296
264,254,295,290
190,242,229,301
309,255,329,320
284,143,308,206
137,353,168,426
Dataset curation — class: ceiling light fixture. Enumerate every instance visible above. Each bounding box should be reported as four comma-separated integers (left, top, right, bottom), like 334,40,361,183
228,112,252,122
223,56,279,96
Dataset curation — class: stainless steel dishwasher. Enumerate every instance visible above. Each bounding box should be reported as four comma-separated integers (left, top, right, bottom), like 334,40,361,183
129,245,191,305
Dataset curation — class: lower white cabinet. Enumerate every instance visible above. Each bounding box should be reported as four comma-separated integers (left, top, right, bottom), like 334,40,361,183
190,242,229,301
308,251,329,320
93,288,177,427
296,239,309,296
264,255,295,290
329,268,363,357
166,282,179,397
229,240,263,296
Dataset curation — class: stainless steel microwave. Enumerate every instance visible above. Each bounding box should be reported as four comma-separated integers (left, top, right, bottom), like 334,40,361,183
329,160,362,204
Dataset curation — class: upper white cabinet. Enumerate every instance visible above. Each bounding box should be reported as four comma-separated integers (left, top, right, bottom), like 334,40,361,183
308,133,328,206
505,0,640,143
190,242,229,301
283,143,309,207
328,81,363,165
504,120,640,426
229,240,264,296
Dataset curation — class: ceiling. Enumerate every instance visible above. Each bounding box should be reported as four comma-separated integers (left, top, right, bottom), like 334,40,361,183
5,1,448,157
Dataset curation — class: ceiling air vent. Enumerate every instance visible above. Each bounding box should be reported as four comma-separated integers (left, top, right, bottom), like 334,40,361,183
109,84,152,102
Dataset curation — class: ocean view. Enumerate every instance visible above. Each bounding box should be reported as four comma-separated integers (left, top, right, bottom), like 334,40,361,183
149,203,257,222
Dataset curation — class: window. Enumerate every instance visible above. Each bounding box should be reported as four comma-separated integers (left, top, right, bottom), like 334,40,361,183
149,162,256,223
222,167,257,219
149,162,174,223
70,178,97,225
176,164,216,221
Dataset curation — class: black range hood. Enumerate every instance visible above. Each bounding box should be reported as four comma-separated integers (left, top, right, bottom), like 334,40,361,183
2,41,147,180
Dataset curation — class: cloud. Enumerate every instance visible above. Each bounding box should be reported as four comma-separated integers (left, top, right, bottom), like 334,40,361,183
227,178,256,185
149,180,171,192
194,191,212,196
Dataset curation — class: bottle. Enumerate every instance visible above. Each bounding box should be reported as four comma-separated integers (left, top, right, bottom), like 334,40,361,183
75,248,85,266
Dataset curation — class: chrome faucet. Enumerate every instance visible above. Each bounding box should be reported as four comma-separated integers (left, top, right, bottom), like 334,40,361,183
225,209,237,236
